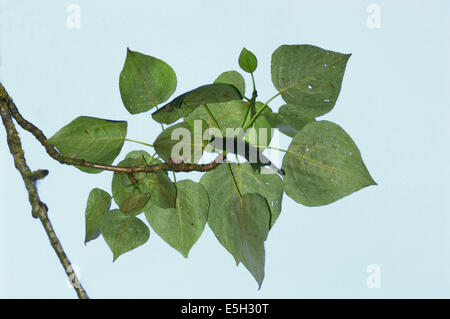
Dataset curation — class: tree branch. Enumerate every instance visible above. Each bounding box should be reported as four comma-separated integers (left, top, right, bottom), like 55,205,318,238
0,81,227,299
0,85,89,299
1,85,223,173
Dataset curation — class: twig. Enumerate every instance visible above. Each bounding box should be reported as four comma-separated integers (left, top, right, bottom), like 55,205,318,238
0,86,89,299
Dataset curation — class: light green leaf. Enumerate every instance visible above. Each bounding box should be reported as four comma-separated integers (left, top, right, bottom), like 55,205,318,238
153,120,208,163
239,48,258,73
119,48,177,114
152,83,243,124
112,151,176,214
282,121,376,206
47,116,127,174
84,188,111,244
271,45,351,117
264,104,315,138
186,100,249,137
145,180,209,258
215,71,246,97
100,210,150,261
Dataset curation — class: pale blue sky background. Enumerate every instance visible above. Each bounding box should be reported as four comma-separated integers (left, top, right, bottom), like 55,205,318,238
0,0,449,298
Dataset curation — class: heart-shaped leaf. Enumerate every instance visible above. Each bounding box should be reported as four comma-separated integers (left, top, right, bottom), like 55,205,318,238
47,116,127,174
145,180,209,258
271,45,351,118
282,121,376,206
100,210,150,261
119,48,177,114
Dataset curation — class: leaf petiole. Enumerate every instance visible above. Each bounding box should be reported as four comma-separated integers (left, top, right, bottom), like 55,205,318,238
243,92,281,131
124,138,154,148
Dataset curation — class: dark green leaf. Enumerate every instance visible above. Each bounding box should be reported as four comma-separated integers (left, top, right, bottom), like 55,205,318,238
100,210,150,261
153,120,208,163
152,84,243,124
119,48,177,114
85,188,111,244
239,48,258,73
215,71,246,97
271,45,351,117
282,121,376,206
47,116,127,174
264,104,315,138
145,180,209,258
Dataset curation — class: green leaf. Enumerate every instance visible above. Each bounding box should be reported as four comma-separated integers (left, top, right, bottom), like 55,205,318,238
209,191,270,288
100,210,150,261
119,48,177,114
282,121,376,206
239,48,258,73
84,188,111,244
264,104,315,138
185,100,249,137
47,116,127,174
145,180,209,258
271,45,351,118
112,151,176,214
200,163,283,279
152,83,243,124
119,193,151,215
214,71,246,97
242,102,273,147
153,120,208,163
201,163,283,229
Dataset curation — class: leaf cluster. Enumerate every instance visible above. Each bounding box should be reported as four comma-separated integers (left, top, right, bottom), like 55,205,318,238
47,45,376,287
